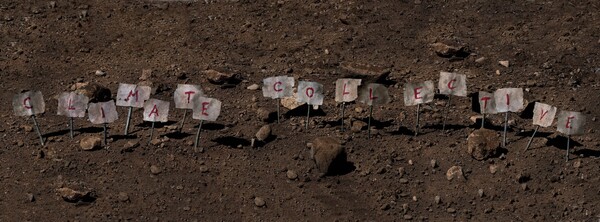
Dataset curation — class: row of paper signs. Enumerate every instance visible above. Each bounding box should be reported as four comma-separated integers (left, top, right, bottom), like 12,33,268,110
13,84,222,125
13,72,586,135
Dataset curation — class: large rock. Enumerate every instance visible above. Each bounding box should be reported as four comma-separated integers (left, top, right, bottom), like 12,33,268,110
308,137,345,175
351,120,367,132
56,187,95,203
80,136,102,151
431,42,469,58
281,93,302,110
204,69,234,85
339,62,391,83
255,125,271,141
446,166,465,181
467,129,499,160
75,82,112,102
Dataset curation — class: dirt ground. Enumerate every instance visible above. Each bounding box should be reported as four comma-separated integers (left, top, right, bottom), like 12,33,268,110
1,0,600,221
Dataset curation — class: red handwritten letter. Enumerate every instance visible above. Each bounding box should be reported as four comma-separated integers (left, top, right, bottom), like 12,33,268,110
201,102,209,116
566,116,575,128
126,90,139,102
68,98,76,110
274,82,283,92
184,91,195,103
413,87,423,99
539,109,549,120
447,79,456,90
505,94,510,106
148,104,159,117
480,97,491,109
306,87,314,98
343,83,350,95
369,87,378,101
23,97,32,109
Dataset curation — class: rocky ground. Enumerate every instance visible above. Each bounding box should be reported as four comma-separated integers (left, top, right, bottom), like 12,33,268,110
1,0,599,221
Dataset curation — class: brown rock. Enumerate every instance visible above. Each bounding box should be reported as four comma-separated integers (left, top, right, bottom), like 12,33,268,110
80,136,102,151
431,42,469,58
150,165,162,175
281,93,302,110
286,170,298,180
446,166,465,181
140,69,153,80
255,125,272,141
56,187,94,203
254,197,266,207
467,129,499,160
339,62,391,82
351,120,367,133
256,108,270,122
308,137,345,175
75,82,112,102
117,192,129,202
204,69,233,85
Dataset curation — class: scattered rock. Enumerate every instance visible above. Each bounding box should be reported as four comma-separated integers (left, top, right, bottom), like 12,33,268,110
255,125,272,141
521,183,528,191
339,62,391,82
246,84,260,90
478,189,485,198
117,192,129,202
380,203,391,211
467,129,500,160
489,164,499,174
254,197,266,207
399,178,409,184
398,167,405,177
447,208,456,213
351,120,367,132
27,193,35,202
403,215,413,220
22,125,33,132
430,159,438,168
122,141,139,153
286,170,298,180
573,159,581,168
199,166,209,173
256,108,270,122
470,115,482,123
150,165,162,175
150,138,162,146
308,137,345,176
431,42,469,58
499,60,510,67
434,195,441,204
281,94,302,110
17,140,24,147
139,69,153,80
80,136,102,151
75,82,112,102
475,57,487,63
56,187,94,203
446,166,465,181
94,70,106,76
516,172,530,183
204,69,234,85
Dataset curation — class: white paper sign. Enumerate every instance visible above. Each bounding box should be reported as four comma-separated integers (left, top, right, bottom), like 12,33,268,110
438,71,467,97
296,81,324,105
262,76,295,99
478,92,497,114
357,83,390,106
13,91,45,116
532,102,557,127
494,88,524,113
143,99,170,122
88,101,118,124
116,83,151,108
557,111,586,135
192,97,222,121
404,81,435,106
57,92,89,118
174,84,204,109
335,78,362,103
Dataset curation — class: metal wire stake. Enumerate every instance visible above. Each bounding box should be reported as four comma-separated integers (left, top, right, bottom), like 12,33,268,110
442,96,452,131
69,117,74,139
31,115,44,146
503,112,509,148
149,121,155,144
341,102,345,132
524,125,540,151
415,104,421,136
194,120,204,152
277,99,281,124
368,105,373,139
481,114,486,129
124,106,133,135
565,135,570,162
306,104,310,130
103,123,108,146
179,109,187,132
